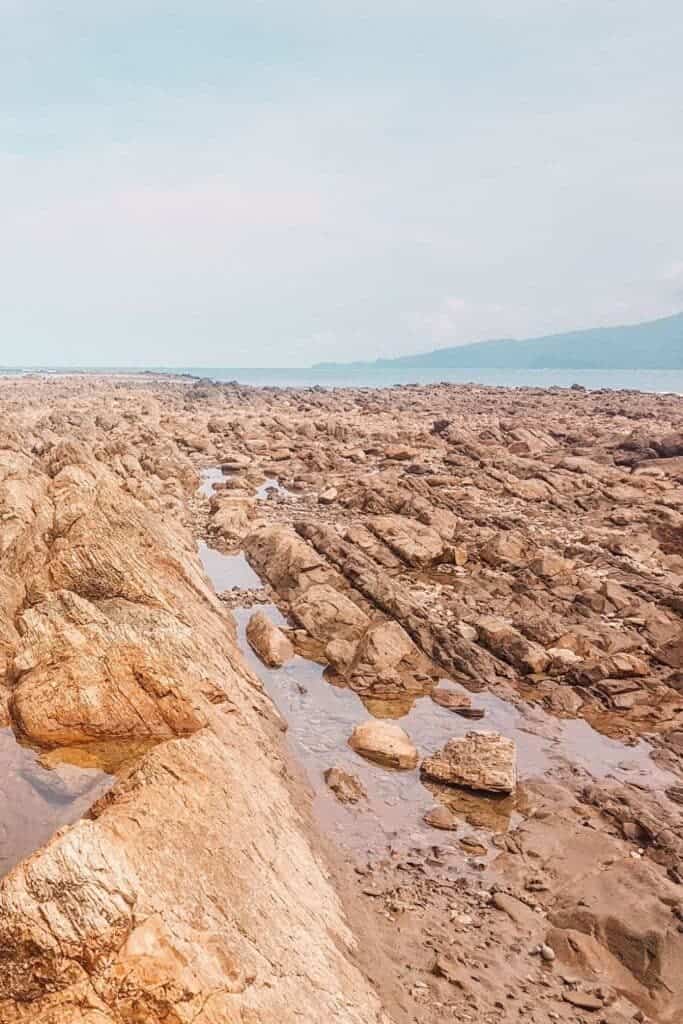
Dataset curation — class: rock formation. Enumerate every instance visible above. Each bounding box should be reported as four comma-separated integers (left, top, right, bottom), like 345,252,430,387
246,610,294,667
1,372,682,1023
421,731,517,794
348,721,419,769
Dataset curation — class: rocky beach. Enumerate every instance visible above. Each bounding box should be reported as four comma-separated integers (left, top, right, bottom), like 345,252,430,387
0,373,682,1023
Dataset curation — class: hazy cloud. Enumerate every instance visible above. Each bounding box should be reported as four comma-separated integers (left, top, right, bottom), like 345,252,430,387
0,2,681,365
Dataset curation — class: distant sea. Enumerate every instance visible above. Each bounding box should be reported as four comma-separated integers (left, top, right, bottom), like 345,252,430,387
2,366,683,393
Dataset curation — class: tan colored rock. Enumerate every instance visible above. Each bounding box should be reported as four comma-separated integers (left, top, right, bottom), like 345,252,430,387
221,453,251,470
421,731,517,794
292,583,369,644
431,685,472,711
574,652,650,684
209,494,256,542
349,720,418,769
0,440,386,1024
367,514,445,567
324,766,367,804
475,616,550,675
480,531,527,569
530,549,574,578
346,619,434,696
246,611,294,667
423,805,458,830
654,631,683,669
245,524,335,599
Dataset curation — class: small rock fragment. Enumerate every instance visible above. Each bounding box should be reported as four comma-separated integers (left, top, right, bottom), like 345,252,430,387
318,487,338,505
324,766,366,804
423,805,458,830
562,990,603,1011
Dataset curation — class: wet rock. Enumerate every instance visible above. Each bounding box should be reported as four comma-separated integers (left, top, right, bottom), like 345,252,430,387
349,720,419,770
0,432,386,1023
544,686,584,716
209,494,256,544
346,619,435,696
324,766,366,804
221,454,251,471
574,652,650,684
431,685,485,717
421,731,517,794
244,524,334,600
431,685,472,712
246,611,294,668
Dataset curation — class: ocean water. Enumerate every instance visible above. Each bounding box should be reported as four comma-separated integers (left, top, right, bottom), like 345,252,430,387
2,365,683,392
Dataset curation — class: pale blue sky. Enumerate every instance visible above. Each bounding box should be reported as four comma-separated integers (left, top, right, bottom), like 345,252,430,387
1,1,682,366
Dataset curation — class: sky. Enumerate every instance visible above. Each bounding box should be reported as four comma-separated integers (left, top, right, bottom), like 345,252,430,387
1,1,682,367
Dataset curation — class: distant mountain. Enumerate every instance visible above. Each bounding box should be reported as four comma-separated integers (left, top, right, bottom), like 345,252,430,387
314,312,683,370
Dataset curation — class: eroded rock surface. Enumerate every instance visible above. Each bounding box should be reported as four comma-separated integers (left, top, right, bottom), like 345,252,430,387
2,373,683,1024
0,385,387,1024
349,720,418,769
421,731,517,794
246,610,294,667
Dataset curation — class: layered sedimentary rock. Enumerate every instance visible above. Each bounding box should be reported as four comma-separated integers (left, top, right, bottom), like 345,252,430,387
0,424,386,1022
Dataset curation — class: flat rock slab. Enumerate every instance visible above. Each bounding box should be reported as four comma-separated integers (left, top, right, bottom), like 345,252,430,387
349,720,418,770
421,731,517,794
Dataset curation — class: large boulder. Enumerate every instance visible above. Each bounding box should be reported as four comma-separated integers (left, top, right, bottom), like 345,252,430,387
344,619,435,697
421,731,517,794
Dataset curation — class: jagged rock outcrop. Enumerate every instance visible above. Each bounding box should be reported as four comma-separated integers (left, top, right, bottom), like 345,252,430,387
0,436,388,1023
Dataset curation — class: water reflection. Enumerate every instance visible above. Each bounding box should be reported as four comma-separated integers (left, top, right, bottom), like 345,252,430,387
256,477,292,500
195,494,670,861
199,467,225,497
197,541,263,590
0,729,113,878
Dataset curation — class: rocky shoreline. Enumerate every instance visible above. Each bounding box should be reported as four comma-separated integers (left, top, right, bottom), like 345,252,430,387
0,374,682,1022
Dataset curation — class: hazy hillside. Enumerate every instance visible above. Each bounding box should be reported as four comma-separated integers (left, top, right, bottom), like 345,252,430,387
315,312,683,370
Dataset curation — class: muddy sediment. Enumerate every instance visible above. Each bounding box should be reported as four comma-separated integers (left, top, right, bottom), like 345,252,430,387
0,374,682,1022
